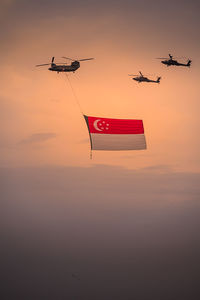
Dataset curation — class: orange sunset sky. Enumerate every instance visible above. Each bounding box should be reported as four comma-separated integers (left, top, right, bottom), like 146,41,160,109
1,0,200,172
1,1,200,300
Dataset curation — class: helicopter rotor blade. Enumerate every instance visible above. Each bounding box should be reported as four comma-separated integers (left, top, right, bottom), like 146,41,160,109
156,56,187,59
62,57,94,62
62,57,75,61
52,57,55,63
129,73,154,76
173,56,187,59
78,58,94,61
35,64,51,67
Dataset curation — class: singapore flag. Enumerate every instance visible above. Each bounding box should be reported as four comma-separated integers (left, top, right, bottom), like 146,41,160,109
84,115,146,151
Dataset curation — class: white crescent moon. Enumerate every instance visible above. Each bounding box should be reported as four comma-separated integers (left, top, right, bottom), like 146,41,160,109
93,119,102,131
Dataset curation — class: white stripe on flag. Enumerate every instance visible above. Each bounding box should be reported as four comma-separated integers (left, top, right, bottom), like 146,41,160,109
91,134,146,150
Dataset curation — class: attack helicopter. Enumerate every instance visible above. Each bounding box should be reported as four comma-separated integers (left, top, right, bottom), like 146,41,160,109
129,72,161,84
156,54,191,67
36,56,94,73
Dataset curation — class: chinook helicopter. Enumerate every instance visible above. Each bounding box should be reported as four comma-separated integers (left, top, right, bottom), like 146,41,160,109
36,56,94,73
156,54,191,67
129,72,161,84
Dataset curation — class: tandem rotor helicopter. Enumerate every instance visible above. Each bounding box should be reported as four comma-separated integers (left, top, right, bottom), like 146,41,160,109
36,56,94,73
129,72,161,84
156,54,191,67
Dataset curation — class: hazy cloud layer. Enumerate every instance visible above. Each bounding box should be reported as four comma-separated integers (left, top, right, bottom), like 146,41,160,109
1,165,200,300
19,132,57,144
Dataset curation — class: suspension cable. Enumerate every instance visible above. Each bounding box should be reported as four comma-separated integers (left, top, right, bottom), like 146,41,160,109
64,73,83,115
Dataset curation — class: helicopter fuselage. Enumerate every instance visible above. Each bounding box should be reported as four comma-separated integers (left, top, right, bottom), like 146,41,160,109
133,77,160,83
48,61,80,73
133,76,148,82
161,59,191,67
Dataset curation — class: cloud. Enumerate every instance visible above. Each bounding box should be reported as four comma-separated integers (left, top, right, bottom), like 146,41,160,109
139,164,175,172
1,165,200,299
19,132,57,145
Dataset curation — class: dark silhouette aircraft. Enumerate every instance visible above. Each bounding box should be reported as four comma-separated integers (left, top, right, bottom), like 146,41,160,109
129,72,161,84
36,56,94,73
156,54,191,67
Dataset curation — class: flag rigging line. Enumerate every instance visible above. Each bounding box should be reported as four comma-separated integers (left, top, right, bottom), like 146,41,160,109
64,73,84,115
64,74,93,158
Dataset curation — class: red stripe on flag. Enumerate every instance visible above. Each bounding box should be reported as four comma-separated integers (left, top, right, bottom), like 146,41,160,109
86,116,144,134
